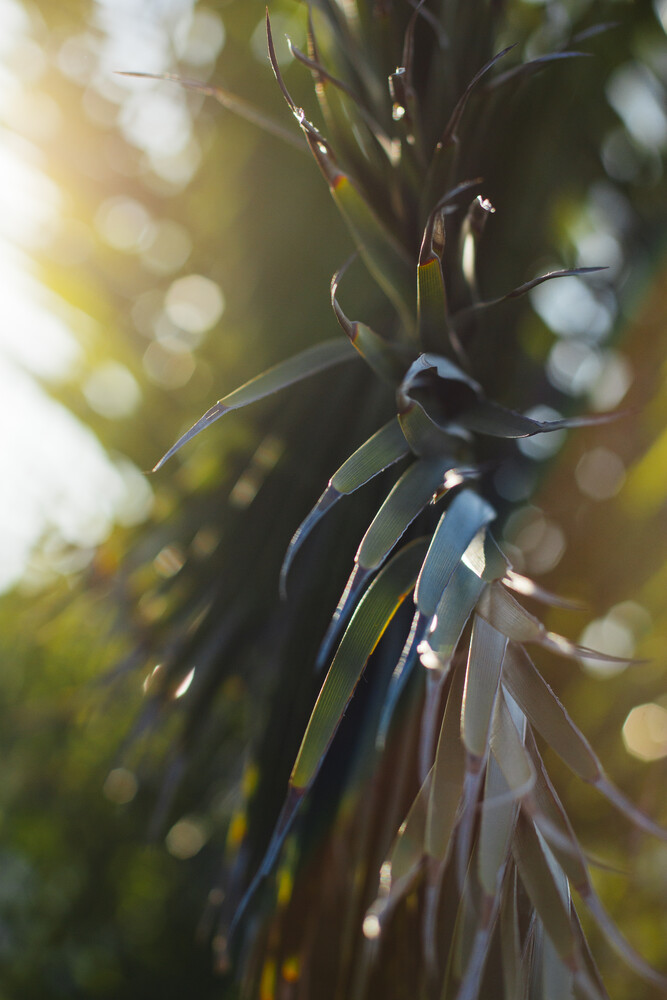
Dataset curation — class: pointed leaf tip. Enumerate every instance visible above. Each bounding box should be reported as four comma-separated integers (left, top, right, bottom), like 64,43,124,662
153,339,355,471
266,8,297,113
152,403,227,472
280,486,340,597
116,71,305,151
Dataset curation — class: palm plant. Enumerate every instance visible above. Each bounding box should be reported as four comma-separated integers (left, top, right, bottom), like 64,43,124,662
130,2,667,998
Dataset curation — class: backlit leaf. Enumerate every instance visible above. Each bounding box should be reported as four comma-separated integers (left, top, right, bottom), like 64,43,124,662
461,615,507,759
153,338,356,471
331,264,411,384
417,208,450,355
478,583,631,662
504,645,667,840
266,13,414,328
490,689,535,801
513,814,579,970
116,71,306,151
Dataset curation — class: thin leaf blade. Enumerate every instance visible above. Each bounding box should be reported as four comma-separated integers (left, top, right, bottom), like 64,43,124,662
291,539,427,790
280,418,410,593
415,489,496,617
153,338,356,471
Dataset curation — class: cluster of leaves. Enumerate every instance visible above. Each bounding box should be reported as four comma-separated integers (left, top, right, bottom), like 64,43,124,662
113,3,667,999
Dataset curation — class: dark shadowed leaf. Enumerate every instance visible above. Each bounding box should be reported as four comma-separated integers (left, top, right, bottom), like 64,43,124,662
426,661,466,860
376,608,429,749
500,869,524,1000
439,45,516,146
457,398,623,439
280,418,410,593
454,267,607,322
487,51,590,92
289,39,394,155
513,814,579,970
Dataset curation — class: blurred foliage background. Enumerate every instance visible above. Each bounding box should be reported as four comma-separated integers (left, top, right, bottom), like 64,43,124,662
1,0,667,997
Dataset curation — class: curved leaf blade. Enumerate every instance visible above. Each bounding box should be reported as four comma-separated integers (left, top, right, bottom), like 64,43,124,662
528,735,667,990
461,528,509,582
454,266,607,321
461,614,508,760
487,50,589,92
415,489,496,617
279,486,342,599
458,398,623,439
398,397,471,458
153,338,356,471
330,173,415,330
280,418,410,595
332,418,411,493
440,45,516,147
513,814,579,971
503,643,602,784
331,266,411,384
419,561,484,668
358,457,455,570
417,208,450,355
426,662,466,860
116,71,306,151
376,608,429,750
265,12,413,328
291,539,427,790
478,583,633,662
504,644,667,840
